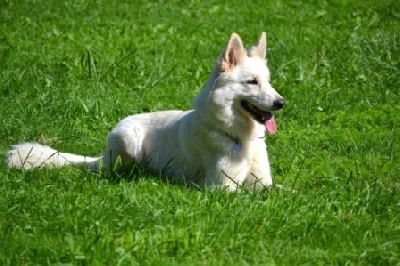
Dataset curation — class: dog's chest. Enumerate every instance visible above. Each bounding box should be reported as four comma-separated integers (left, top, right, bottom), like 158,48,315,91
230,137,262,159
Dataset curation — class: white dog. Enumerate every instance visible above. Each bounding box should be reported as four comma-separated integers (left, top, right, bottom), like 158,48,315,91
7,32,285,191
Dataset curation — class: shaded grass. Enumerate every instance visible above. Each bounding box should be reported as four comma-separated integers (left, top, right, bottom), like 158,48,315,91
1,0,400,264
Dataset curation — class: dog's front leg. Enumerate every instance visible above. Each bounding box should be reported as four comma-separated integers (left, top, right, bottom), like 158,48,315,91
204,156,249,192
246,140,273,191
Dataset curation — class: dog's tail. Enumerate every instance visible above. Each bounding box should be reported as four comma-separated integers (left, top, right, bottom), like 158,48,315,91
6,143,101,171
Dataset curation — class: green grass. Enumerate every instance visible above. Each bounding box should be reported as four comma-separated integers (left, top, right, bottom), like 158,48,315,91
1,0,400,264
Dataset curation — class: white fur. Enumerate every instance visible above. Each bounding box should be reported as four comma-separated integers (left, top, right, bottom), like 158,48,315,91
6,33,284,191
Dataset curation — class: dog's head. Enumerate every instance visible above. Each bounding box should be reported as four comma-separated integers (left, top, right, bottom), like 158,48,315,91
218,33,285,135
193,33,285,136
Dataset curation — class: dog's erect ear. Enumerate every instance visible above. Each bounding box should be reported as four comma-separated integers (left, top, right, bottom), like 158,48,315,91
221,33,246,71
249,32,267,59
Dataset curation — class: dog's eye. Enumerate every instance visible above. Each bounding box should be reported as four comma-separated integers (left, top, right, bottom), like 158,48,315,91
246,79,259,85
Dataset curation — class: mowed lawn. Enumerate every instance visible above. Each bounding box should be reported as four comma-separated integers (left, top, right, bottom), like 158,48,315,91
1,0,399,264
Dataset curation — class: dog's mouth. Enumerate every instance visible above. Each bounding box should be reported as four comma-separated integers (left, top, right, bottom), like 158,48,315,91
241,100,273,123
241,100,277,135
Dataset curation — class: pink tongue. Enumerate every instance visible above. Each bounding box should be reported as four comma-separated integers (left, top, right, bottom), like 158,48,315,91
265,116,277,135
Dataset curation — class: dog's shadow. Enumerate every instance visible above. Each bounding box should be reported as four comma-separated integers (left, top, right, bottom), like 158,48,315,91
95,160,202,192
89,157,296,193
95,164,295,195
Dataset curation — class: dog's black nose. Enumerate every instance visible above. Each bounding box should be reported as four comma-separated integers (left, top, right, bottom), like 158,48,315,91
273,98,285,110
